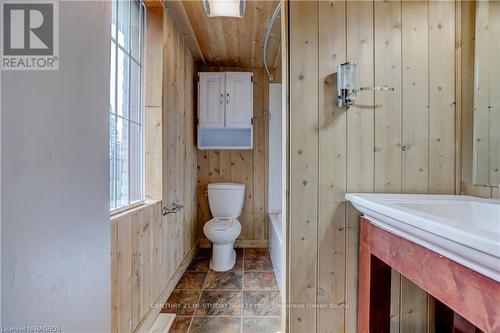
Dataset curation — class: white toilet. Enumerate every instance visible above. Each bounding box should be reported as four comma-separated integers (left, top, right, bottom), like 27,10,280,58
203,183,245,271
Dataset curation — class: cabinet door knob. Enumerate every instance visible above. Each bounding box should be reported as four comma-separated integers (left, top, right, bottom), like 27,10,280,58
226,93,230,104
220,94,224,104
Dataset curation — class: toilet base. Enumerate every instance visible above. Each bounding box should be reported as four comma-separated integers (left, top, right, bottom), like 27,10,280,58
209,243,236,272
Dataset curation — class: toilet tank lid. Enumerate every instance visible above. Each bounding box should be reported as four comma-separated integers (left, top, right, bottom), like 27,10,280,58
208,183,245,190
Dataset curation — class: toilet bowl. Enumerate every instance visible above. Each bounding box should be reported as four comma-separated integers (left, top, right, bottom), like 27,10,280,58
203,183,245,271
203,218,242,271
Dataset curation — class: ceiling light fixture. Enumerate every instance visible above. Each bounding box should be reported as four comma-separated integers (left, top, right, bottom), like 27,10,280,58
202,0,246,18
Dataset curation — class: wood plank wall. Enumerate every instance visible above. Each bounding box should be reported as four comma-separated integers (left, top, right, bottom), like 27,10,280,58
111,201,163,333
145,6,164,200
163,4,197,270
111,6,198,333
288,1,486,332
196,66,280,247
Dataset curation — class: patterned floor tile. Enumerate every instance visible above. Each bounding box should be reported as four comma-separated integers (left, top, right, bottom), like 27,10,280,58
166,248,282,333
242,317,281,333
195,291,242,316
228,257,243,271
243,272,278,290
203,271,242,290
242,290,281,316
244,248,269,258
244,256,273,272
168,315,192,333
187,257,210,272
161,290,200,316
175,272,207,290
189,317,241,333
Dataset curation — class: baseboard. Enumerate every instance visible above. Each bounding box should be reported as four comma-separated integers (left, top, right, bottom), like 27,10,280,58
134,241,199,333
146,313,175,333
198,238,268,248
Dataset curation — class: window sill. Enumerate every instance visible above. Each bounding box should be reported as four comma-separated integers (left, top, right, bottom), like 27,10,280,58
110,198,161,221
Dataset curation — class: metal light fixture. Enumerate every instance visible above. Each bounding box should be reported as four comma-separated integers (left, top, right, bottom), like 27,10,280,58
203,0,246,18
337,62,358,108
337,62,395,108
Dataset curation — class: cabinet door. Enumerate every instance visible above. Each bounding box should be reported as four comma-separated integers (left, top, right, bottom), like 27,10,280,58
225,72,253,128
198,73,225,128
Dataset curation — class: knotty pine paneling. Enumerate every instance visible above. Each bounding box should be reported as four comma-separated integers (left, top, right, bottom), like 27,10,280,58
111,6,198,333
429,1,456,195
288,1,478,332
196,66,275,245
289,2,319,332
318,0,347,331
182,0,281,67
111,201,163,333
162,6,198,280
145,6,164,200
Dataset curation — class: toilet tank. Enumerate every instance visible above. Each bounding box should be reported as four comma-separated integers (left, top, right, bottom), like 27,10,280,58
207,183,245,218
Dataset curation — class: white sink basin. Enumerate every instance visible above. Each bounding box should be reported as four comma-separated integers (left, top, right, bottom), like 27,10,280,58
345,193,500,282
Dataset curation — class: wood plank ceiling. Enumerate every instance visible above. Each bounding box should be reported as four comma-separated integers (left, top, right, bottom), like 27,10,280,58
182,0,281,67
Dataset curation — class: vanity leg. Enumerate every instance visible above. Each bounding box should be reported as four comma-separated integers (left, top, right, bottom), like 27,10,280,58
358,220,392,333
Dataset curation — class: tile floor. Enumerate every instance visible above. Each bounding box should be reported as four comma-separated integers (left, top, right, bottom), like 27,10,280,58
163,248,282,333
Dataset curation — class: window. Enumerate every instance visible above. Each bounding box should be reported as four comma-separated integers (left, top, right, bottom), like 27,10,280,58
110,0,146,212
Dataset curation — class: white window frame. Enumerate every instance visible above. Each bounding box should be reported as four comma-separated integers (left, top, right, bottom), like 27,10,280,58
110,0,147,215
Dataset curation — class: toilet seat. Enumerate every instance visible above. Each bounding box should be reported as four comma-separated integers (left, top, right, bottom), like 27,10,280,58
205,217,241,232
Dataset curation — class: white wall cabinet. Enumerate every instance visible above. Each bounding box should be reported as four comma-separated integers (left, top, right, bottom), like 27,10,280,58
197,72,253,150
198,72,225,128
225,72,253,128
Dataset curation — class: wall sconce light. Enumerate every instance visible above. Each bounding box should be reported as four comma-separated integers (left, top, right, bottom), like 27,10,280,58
337,62,394,108
203,0,246,18
337,62,358,108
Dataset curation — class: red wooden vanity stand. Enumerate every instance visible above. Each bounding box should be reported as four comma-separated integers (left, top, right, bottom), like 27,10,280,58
357,217,500,333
